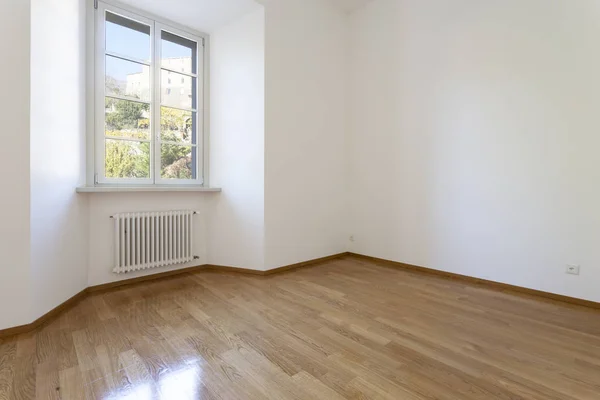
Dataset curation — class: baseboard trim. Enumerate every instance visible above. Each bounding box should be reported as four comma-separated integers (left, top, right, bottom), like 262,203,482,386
87,264,210,293
264,252,351,275
0,288,88,339
205,253,351,276
0,253,349,338
349,252,600,310
204,265,266,275
4,250,595,339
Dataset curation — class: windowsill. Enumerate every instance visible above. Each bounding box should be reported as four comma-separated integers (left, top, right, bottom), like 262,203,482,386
76,186,222,193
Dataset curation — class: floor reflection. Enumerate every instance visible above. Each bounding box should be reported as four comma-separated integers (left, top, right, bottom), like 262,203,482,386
158,364,202,399
113,383,152,400
101,363,203,399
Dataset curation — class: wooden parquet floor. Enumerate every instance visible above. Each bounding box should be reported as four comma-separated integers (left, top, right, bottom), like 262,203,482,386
1,256,600,399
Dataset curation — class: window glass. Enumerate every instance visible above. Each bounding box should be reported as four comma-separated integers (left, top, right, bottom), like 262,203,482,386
160,107,194,144
105,56,150,101
105,139,151,179
161,30,197,75
161,70,196,110
105,11,150,61
105,98,150,140
161,144,195,180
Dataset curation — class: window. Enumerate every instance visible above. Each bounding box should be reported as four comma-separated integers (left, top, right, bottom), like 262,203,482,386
95,2,206,185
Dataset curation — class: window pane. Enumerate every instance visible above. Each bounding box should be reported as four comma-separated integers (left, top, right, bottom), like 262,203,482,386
161,70,196,110
161,144,195,180
105,139,150,179
105,98,150,140
161,30,197,75
106,11,150,61
160,107,195,144
106,56,151,101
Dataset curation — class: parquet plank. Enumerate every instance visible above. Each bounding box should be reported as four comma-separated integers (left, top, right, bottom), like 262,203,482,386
1,257,600,399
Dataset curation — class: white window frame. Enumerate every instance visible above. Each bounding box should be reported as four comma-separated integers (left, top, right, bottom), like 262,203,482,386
90,0,209,187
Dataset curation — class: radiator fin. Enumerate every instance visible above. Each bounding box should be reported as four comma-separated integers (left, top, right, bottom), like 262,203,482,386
112,210,195,274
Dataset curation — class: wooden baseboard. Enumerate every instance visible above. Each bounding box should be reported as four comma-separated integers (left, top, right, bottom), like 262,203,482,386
0,288,88,339
265,252,351,275
204,265,267,275
0,252,349,338
87,264,210,293
349,252,600,310
6,250,594,339
205,253,350,276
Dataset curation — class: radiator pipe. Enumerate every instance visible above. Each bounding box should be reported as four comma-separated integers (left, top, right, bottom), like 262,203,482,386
110,211,198,218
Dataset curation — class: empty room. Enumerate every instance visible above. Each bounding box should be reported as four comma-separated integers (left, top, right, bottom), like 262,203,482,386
1,0,599,398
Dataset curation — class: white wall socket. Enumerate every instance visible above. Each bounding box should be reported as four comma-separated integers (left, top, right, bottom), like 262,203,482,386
566,265,580,275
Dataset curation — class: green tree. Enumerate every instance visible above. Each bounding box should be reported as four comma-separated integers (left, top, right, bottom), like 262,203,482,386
160,140,192,179
105,138,150,179
104,98,194,180
159,108,193,179
160,107,192,142
106,99,149,131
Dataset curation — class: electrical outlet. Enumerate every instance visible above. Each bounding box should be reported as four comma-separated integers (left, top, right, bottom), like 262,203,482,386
566,264,580,275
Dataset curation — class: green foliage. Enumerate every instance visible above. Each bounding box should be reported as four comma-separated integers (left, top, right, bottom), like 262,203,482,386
161,134,192,180
160,107,192,142
105,98,149,131
105,135,150,179
104,100,194,180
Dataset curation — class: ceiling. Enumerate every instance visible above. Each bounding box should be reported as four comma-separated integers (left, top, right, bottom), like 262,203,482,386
115,0,373,33
115,0,261,32
324,0,373,13
256,0,373,13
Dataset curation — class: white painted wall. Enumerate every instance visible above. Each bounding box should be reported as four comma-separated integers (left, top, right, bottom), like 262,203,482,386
30,0,89,319
264,0,348,269
87,193,211,285
349,0,600,302
6,0,599,331
209,8,266,270
27,0,219,292
0,0,32,330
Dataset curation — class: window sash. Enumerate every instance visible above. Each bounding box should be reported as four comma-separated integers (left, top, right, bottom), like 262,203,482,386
95,1,205,186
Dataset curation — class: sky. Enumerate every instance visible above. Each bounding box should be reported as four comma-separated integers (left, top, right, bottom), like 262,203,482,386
106,20,194,82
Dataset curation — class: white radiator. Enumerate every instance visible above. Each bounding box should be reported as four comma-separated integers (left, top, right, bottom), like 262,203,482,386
111,210,196,274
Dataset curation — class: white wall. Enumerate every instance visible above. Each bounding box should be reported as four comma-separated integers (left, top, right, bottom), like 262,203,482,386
209,8,266,270
0,0,32,330
7,0,599,331
30,0,89,319
27,0,218,291
264,0,348,269
349,0,600,302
